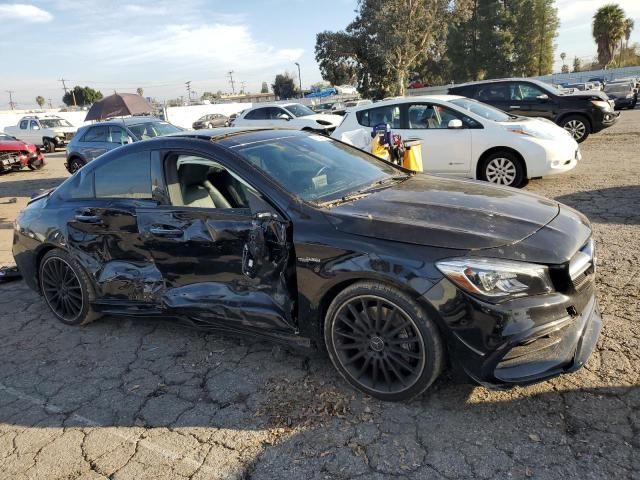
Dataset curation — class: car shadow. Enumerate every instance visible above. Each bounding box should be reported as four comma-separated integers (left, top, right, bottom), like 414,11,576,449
0,280,636,478
556,185,640,225
0,175,67,200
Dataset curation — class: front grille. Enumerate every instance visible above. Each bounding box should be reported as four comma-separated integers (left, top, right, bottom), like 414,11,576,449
568,238,595,292
64,132,75,141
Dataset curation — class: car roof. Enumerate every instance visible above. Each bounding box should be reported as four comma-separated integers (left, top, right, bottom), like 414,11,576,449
451,77,549,88
89,116,164,126
342,94,465,111
165,126,305,144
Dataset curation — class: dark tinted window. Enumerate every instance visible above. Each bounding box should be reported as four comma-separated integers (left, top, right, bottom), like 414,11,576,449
19,120,28,129
29,120,40,130
94,151,151,199
513,83,546,101
83,126,108,142
356,105,401,128
244,108,267,120
55,169,95,200
477,84,510,102
407,104,462,129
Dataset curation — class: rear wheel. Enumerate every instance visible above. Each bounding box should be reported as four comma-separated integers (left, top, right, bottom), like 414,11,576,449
560,115,590,143
324,281,444,401
28,159,44,170
479,151,527,188
67,157,85,174
39,249,100,326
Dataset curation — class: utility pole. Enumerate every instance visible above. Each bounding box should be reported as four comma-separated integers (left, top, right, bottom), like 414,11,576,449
47,98,53,109
227,71,236,95
6,91,15,110
240,81,246,94
295,62,302,98
59,78,76,107
185,81,192,104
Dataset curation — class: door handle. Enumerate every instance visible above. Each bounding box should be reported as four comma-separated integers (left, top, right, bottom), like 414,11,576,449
149,226,183,237
509,106,521,109
74,213,101,223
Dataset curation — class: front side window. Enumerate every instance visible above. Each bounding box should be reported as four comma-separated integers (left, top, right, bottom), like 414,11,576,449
477,84,510,102
406,104,462,129
94,152,151,199
167,154,266,211
19,120,28,129
232,133,401,202
513,83,546,101
356,105,401,128
30,120,40,130
450,98,512,122
83,126,108,142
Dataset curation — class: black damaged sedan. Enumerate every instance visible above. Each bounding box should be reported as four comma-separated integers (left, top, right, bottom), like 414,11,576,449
12,129,601,401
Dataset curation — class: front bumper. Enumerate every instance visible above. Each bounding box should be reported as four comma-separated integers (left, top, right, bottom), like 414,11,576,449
592,110,620,132
422,275,601,388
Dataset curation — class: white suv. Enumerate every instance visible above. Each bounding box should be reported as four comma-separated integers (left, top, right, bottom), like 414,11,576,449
332,95,580,188
232,103,343,133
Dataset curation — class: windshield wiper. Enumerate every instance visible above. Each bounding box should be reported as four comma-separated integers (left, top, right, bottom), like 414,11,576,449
318,175,411,208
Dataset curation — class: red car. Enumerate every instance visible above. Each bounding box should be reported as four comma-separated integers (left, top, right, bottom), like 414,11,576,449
0,133,45,173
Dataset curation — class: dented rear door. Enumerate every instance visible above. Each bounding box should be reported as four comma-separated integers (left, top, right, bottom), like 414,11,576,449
136,206,296,333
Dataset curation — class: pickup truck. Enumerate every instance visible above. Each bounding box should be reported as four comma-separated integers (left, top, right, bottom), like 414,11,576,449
4,115,78,153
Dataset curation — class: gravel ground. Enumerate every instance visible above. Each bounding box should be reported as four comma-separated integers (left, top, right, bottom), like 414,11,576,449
0,111,638,480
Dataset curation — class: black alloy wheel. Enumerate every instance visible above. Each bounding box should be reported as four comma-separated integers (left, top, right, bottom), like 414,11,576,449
39,249,100,325
67,157,84,174
44,139,56,153
325,282,443,401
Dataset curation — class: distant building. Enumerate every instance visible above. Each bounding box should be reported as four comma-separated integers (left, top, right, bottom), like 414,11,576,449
219,93,276,103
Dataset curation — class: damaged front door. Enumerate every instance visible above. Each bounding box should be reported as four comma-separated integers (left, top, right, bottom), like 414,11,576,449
137,151,296,335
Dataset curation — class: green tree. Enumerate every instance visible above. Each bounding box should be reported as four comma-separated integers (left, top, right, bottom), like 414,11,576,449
592,4,626,67
62,86,103,107
561,64,569,73
315,31,359,86
35,96,45,108
136,87,144,96
200,91,220,101
560,51,566,69
572,56,582,72
624,18,634,49
272,73,297,99
260,82,269,93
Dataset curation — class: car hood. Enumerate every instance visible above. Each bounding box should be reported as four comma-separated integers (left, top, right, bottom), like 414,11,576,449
303,113,344,127
323,175,560,250
0,140,34,151
559,90,609,101
499,117,576,142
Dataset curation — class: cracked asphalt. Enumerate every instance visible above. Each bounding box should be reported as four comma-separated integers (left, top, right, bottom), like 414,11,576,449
0,110,638,480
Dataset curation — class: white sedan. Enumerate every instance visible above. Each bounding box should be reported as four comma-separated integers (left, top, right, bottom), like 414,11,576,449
232,102,343,133
332,95,580,188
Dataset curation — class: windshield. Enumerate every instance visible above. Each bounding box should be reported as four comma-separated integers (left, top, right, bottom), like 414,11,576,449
40,118,73,128
450,98,513,122
605,84,631,94
127,121,181,140
231,133,402,202
283,103,315,117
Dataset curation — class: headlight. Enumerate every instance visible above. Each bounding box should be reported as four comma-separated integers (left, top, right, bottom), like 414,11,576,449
626,93,634,98
591,100,611,111
436,258,554,301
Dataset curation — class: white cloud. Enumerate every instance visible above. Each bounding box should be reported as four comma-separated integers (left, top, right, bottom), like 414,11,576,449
556,0,640,28
0,3,52,23
86,23,304,73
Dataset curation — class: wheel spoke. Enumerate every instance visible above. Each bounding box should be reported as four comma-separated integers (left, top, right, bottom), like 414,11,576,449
387,351,416,373
360,299,374,329
335,342,366,351
343,349,368,366
388,346,422,360
387,319,413,338
374,300,383,331
382,356,407,387
371,358,379,388
387,337,420,345
337,313,366,335
334,330,362,342
381,310,398,334
355,355,372,379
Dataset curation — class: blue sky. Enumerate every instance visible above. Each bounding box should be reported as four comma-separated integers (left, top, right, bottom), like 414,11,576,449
0,0,638,109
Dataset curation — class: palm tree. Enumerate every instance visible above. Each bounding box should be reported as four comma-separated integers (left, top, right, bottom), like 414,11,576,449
592,4,626,67
560,52,566,66
624,18,634,49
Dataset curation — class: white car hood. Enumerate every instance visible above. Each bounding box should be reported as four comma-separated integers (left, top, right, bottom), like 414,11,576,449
51,126,78,135
303,113,344,127
499,117,575,143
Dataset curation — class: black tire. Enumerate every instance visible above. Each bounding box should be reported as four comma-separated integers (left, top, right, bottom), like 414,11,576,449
28,160,44,171
67,157,85,174
206,123,213,129
560,115,590,143
324,281,444,401
44,139,56,153
478,150,527,188
39,249,101,326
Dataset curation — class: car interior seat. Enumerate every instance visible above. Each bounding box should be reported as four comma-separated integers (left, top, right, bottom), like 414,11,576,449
178,164,232,208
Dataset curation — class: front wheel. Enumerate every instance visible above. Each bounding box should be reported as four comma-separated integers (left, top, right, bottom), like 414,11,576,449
479,151,527,188
28,159,44,170
560,115,590,143
43,139,56,153
66,157,85,174
324,281,444,401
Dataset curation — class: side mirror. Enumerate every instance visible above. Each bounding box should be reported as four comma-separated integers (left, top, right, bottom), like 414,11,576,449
447,119,463,129
278,113,291,121
32,125,40,130
536,94,549,101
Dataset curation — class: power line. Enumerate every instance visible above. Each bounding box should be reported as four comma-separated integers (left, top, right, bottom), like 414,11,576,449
185,81,192,104
59,78,77,107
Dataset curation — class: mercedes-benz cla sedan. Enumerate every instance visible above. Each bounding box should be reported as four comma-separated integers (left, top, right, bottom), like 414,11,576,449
12,129,601,401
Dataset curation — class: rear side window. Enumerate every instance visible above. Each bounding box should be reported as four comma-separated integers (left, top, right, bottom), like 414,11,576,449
477,84,510,102
356,105,401,128
82,126,108,142
94,152,152,199
244,108,267,120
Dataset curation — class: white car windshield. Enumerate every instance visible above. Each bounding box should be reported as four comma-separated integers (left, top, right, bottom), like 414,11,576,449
449,98,513,122
127,121,182,140
284,103,316,117
40,118,73,128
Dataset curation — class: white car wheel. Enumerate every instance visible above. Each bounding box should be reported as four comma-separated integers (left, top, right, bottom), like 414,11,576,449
485,157,517,185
